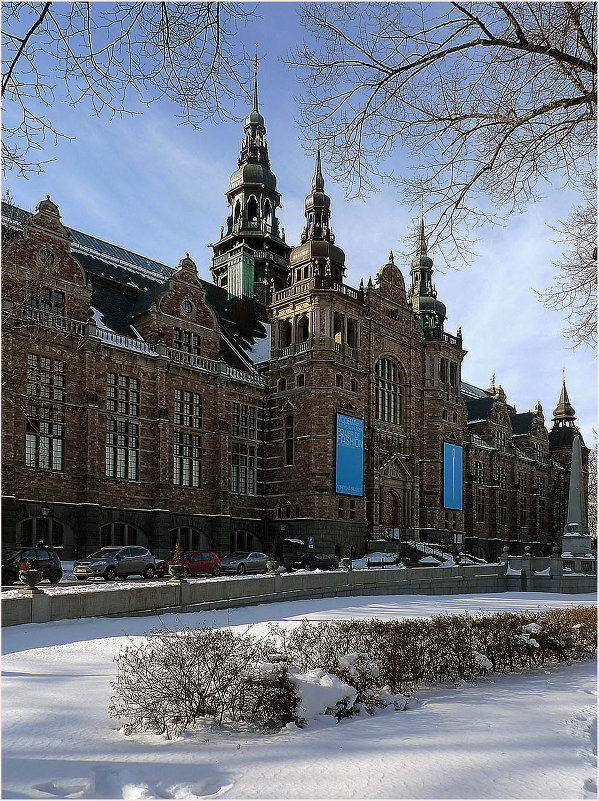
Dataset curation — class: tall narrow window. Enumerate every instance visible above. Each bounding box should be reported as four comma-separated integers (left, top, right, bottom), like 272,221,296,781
107,373,139,416
174,390,201,428
173,432,201,487
27,354,65,401
375,358,402,424
27,285,64,319
106,420,139,480
285,415,294,465
26,404,64,470
232,443,257,495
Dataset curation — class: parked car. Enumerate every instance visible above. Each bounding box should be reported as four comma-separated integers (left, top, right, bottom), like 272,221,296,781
283,552,340,571
2,546,63,586
156,550,221,578
219,551,269,574
73,546,156,581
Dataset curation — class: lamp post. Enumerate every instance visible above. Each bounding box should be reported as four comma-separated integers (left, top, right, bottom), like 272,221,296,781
40,501,50,546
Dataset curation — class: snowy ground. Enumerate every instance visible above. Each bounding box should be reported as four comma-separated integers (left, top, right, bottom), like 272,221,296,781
2,592,597,800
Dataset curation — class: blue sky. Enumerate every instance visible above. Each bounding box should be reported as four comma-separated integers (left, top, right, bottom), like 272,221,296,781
3,2,596,444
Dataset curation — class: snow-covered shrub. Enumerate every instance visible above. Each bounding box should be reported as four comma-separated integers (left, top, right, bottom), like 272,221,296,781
110,607,596,738
290,668,358,725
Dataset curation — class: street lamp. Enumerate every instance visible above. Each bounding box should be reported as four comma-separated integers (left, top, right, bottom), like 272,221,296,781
40,501,50,547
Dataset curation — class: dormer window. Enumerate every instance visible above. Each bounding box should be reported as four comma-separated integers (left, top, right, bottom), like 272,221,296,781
173,328,200,356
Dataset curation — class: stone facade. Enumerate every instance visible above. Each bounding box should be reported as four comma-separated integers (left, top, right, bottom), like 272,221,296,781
1,97,588,563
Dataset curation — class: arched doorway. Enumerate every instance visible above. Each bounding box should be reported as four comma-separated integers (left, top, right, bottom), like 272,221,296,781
99,522,147,548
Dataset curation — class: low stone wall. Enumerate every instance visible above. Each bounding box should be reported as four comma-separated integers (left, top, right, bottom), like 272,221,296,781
2,562,595,627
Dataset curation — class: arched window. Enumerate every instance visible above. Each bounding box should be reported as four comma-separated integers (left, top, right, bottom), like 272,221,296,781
280,319,292,348
233,200,241,225
333,312,343,344
230,530,262,554
376,358,402,424
263,199,272,226
100,522,147,548
169,527,209,553
18,517,64,547
297,314,309,343
247,196,258,223
347,318,358,348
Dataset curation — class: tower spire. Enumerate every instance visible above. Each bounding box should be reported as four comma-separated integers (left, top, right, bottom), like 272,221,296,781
552,374,576,425
312,146,324,191
252,43,259,113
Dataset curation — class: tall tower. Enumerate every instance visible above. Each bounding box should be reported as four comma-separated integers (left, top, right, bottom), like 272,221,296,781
406,216,447,335
210,69,291,303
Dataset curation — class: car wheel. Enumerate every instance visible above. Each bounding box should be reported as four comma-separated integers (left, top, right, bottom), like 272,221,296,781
237,564,246,574
212,565,221,577
49,570,62,584
143,564,156,579
3,571,16,586
104,566,117,581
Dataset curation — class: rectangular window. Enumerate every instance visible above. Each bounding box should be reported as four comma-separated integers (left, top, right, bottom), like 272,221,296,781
496,465,507,489
473,461,485,484
539,498,546,528
534,443,544,459
106,419,139,480
495,430,506,448
231,442,257,495
498,491,507,525
27,285,65,319
107,373,139,417
349,499,356,520
232,402,257,440
27,353,65,402
173,329,201,355
519,495,527,527
336,374,343,388
338,498,344,518
174,389,202,428
25,404,64,470
173,430,201,487
536,476,545,496
517,471,527,493
475,487,485,522
285,415,294,465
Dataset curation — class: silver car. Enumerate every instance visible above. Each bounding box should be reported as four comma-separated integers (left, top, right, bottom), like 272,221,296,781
219,551,268,575
74,546,156,581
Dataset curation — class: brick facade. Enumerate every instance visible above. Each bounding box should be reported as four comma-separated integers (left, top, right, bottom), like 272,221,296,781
1,124,587,563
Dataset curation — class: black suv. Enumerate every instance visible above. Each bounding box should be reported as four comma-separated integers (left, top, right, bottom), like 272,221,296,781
2,547,63,585
282,552,340,571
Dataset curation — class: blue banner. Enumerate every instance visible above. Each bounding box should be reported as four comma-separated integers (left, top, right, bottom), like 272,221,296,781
336,414,364,496
443,443,463,510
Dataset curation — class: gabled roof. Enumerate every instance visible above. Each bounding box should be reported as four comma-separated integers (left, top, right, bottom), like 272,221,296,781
3,201,269,371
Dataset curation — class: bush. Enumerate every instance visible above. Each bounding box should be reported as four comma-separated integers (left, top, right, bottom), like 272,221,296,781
110,607,596,737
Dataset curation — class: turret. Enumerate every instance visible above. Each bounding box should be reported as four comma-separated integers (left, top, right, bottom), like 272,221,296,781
289,148,346,285
210,66,291,302
407,216,447,333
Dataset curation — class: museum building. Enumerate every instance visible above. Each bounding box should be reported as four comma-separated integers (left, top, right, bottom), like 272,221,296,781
1,79,588,561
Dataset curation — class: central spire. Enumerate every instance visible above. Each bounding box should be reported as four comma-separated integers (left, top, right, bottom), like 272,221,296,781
312,147,324,191
407,214,446,332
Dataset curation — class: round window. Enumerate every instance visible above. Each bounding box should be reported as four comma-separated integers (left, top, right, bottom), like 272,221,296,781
181,300,193,316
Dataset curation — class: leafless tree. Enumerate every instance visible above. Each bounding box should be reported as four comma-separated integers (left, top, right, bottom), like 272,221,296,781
538,178,597,346
291,2,596,340
587,429,597,539
2,2,256,177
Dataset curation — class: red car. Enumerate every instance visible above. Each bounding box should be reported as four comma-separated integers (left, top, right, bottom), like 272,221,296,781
156,550,221,578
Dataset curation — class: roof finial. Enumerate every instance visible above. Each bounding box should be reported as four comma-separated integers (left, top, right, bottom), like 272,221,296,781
312,132,324,191
491,373,496,388
389,250,394,264
252,44,259,112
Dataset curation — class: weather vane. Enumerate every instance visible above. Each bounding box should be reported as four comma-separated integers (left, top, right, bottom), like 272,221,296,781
253,43,259,77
